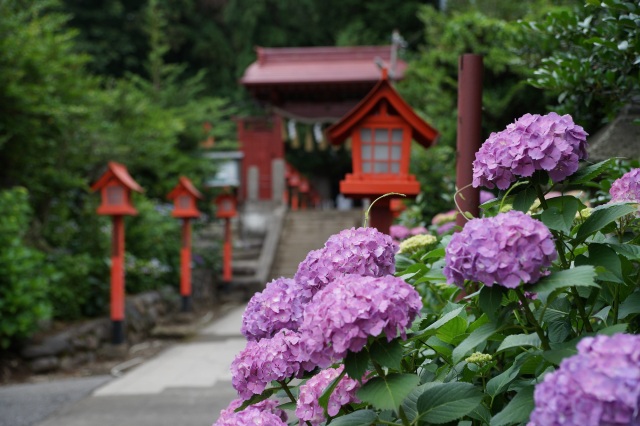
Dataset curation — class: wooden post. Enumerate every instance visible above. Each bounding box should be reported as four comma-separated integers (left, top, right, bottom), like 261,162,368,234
111,215,125,344
180,218,192,312
368,198,393,235
455,54,483,228
222,218,232,282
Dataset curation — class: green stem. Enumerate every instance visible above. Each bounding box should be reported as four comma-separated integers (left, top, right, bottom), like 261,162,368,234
372,360,386,379
612,285,619,325
515,288,550,350
364,192,406,227
278,380,314,426
570,287,593,333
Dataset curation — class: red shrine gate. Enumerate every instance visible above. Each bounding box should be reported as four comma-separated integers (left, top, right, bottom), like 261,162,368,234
237,45,408,204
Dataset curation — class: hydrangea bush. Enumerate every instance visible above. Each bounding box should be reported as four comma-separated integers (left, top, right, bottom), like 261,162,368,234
213,112,640,426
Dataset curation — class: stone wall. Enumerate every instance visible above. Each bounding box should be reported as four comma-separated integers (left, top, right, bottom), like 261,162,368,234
20,288,180,374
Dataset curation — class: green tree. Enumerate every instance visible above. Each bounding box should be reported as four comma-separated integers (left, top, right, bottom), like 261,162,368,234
521,0,640,129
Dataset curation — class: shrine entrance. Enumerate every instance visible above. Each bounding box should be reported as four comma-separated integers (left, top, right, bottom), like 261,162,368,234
237,45,408,209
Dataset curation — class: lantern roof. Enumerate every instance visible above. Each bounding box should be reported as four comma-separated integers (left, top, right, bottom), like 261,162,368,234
91,162,144,193
327,69,439,148
167,176,203,200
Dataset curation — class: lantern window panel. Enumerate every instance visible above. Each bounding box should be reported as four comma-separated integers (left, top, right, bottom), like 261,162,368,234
391,163,400,173
106,186,124,205
360,128,372,142
177,195,191,210
221,200,233,211
374,129,388,143
374,145,389,160
363,162,372,173
391,128,403,143
391,145,402,160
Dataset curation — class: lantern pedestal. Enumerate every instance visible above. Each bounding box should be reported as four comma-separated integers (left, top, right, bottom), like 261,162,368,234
222,218,232,282
180,218,193,312
111,215,125,344
367,198,395,233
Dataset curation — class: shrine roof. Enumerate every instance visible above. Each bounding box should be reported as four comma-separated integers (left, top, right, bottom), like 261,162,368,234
240,46,407,86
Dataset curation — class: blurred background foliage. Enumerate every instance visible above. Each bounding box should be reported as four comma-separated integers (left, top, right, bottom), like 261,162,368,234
0,0,638,346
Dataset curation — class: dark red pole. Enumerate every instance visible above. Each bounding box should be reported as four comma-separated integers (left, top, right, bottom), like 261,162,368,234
455,54,483,229
111,215,125,344
368,197,393,235
180,218,192,312
222,218,232,282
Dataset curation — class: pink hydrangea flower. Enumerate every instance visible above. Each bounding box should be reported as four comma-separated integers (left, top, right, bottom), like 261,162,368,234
410,226,428,236
296,366,364,425
528,333,640,426
294,227,397,297
390,224,411,241
213,398,287,426
298,274,422,368
609,168,640,205
443,210,556,288
472,112,588,190
231,329,313,399
241,277,307,341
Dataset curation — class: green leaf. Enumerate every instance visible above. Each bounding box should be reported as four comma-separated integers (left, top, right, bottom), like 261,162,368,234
490,386,534,426
608,243,640,261
402,382,443,422
575,203,637,242
496,333,542,353
588,243,623,283
478,285,506,322
328,410,378,425
345,349,370,381
486,363,520,398
356,373,420,412
513,187,538,213
543,347,577,365
452,323,498,364
568,158,617,184
419,306,464,334
540,196,579,234
529,266,598,293
436,316,468,344
619,291,640,319
416,382,484,424
598,323,628,335
370,338,403,371
235,388,276,411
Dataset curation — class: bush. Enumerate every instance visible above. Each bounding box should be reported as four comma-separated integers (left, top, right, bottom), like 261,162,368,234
213,112,640,425
0,188,51,348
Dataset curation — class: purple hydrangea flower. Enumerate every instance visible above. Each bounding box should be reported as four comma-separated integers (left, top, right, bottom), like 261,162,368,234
610,168,640,205
472,112,588,190
231,329,313,399
298,274,422,368
436,221,457,235
528,333,640,426
296,365,365,425
443,210,557,288
214,398,287,426
241,277,307,341
390,224,411,241
480,190,497,204
410,226,428,236
294,227,397,297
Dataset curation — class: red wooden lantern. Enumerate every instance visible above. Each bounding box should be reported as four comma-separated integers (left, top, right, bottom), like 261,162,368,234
167,176,203,312
92,162,144,216
167,176,203,218
214,193,237,219
390,198,407,218
327,69,439,233
91,162,143,344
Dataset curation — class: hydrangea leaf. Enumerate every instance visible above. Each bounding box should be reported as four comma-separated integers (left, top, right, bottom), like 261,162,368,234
486,362,521,398
452,323,498,364
356,373,419,412
496,333,542,353
235,388,276,412
435,316,468,344
418,306,464,335
318,368,346,412
489,386,534,426
513,186,537,213
574,203,637,242
327,410,378,426
540,196,580,234
607,242,640,261
416,382,484,424
401,382,443,423
619,291,640,319
478,285,506,323
568,158,618,185
370,338,403,371
345,349,370,381
528,265,598,293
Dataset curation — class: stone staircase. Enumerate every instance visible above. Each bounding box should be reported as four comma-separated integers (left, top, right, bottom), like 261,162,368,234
268,209,363,281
